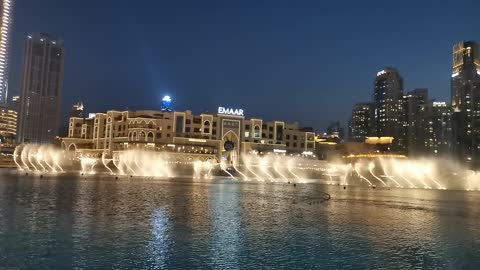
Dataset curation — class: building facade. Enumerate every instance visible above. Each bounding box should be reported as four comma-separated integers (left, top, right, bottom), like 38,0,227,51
17,33,65,144
373,68,405,150
0,0,14,104
326,121,345,140
420,101,452,156
61,108,316,163
451,41,480,163
0,104,16,145
403,88,429,155
350,102,373,142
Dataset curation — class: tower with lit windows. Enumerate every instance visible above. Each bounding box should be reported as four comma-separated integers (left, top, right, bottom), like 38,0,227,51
373,67,405,150
17,33,65,144
0,0,14,104
350,102,373,142
451,41,480,163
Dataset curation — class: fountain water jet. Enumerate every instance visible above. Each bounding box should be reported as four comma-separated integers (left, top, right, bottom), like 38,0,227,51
368,162,387,187
354,163,373,186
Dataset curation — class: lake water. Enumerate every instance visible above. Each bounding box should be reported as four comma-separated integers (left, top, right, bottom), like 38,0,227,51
0,169,479,269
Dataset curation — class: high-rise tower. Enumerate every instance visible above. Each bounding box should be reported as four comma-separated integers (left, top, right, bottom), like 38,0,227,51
451,41,480,163
17,33,65,144
0,0,14,103
373,67,405,150
350,102,373,142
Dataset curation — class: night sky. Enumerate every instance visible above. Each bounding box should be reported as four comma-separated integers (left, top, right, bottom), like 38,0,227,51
10,0,480,131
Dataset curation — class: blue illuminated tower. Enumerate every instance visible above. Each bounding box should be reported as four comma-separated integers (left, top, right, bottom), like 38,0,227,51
161,95,172,112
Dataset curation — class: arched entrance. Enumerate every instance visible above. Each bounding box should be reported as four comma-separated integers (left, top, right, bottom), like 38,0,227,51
221,130,240,166
68,143,77,152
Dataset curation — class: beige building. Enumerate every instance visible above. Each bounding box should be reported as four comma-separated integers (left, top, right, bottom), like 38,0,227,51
0,105,17,146
61,108,315,163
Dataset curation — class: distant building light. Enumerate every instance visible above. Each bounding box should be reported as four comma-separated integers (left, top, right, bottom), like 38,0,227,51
273,149,286,153
365,137,394,145
161,95,173,112
162,95,171,102
452,72,459,78
167,144,175,147
376,70,387,77
188,138,207,143
432,102,447,107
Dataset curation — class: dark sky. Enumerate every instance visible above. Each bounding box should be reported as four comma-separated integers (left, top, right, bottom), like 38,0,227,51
10,0,480,131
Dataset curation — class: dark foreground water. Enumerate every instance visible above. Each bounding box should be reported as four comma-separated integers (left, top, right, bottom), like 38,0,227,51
1,170,480,269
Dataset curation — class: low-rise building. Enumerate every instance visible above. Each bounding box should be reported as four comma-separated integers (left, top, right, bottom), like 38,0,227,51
61,107,316,163
0,105,17,146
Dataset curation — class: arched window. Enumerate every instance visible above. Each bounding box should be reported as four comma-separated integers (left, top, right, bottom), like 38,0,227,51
147,132,154,142
254,125,260,138
203,120,211,133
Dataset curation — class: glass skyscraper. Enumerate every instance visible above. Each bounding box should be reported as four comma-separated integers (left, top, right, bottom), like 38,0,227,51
17,33,65,144
373,67,405,150
0,0,14,104
451,41,480,164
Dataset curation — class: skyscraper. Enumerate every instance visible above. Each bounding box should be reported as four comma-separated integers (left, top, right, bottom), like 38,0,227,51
350,102,373,142
404,88,429,155
421,101,452,156
451,41,480,163
373,68,405,150
17,33,65,144
0,0,14,104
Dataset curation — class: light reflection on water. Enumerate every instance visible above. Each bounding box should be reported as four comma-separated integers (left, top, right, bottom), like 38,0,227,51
0,170,480,269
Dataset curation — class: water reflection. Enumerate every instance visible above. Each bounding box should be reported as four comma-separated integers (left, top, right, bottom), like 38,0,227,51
0,171,479,268
209,183,242,268
148,208,170,268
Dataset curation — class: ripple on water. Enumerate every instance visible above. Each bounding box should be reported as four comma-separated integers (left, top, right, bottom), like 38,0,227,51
0,173,479,268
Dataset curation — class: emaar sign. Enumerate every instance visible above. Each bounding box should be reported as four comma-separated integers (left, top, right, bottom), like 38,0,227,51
218,107,244,116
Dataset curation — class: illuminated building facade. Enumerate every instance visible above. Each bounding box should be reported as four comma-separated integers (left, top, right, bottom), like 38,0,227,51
350,102,373,142
421,101,452,156
451,41,480,163
403,88,429,155
61,107,316,162
373,68,405,150
0,0,13,104
0,104,17,145
17,33,65,144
